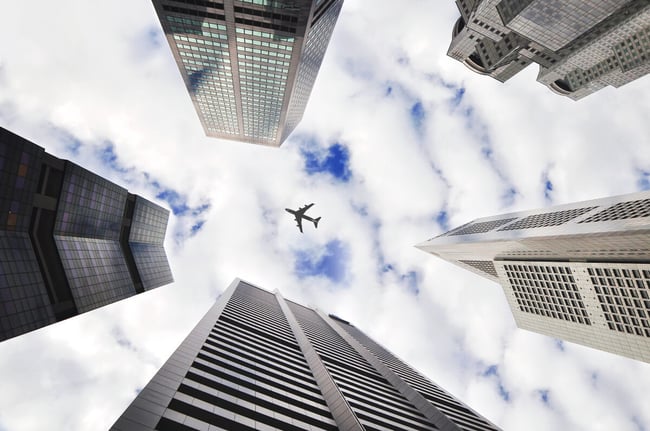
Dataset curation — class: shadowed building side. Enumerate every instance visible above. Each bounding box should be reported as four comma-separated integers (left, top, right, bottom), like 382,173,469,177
111,279,500,431
0,127,173,342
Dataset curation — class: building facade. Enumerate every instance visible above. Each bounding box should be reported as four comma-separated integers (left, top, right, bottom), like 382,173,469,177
418,191,650,362
448,0,650,100
112,279,500,431
151,0,343,146
0,127,173,342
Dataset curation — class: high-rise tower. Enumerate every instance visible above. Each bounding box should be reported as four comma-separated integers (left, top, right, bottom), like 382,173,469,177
418,191,650,363
151,0,344,146
0,127,173,342
112,279,500,431
448,0,650,100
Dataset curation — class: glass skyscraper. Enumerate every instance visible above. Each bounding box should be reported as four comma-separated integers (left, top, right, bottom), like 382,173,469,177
418,191,650,363
0,127,173,342
112,279,500,431
151,0,344,146
448,0,650,99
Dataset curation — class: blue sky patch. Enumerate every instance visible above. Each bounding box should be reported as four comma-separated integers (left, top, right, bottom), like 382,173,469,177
98,142,131,174
50,126,82,155
112,327,136,352
147,27,163,49
542,170,554,201
410,101,425,133
538,389,550,405
451,87,465,107
294,240,348,284
436,210,450,232
632,417,647,431
303,143,352,182
401,270,420,295
637,170,650,190
482,364,511,402
502,187,518,207
156,189,191,216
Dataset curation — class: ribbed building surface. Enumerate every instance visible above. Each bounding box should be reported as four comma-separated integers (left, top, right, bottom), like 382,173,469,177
418,190,650,363
112,279,500,431
0,127,173,342
151,0,343,146
448,0,650,100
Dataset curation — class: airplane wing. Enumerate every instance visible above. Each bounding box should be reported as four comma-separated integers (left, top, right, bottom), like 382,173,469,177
295,216,304,233
296,203,314,215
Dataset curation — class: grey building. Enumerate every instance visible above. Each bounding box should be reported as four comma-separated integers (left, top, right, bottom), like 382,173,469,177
151,0,343,146
112,279,500,431
0,127,173,342
448,0,650,100
417,191,650,363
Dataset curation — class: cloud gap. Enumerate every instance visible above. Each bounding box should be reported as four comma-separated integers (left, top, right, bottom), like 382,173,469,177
302,141,352,183
294,240,349,284
481,364,511,402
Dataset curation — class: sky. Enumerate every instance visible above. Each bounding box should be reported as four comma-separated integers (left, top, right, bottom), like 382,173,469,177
1,1,650,430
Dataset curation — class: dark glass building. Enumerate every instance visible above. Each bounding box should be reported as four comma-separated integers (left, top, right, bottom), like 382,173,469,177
151,0,344,146
0,127,173,342
111,279,500,431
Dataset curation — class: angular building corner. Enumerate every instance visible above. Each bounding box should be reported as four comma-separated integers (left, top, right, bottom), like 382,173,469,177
112,278,500,431
151,0,344,146
418,191,650,363
0,126,173,342
448,0,650,100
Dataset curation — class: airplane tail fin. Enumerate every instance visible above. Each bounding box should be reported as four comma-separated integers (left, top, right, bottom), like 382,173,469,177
313,217,321,229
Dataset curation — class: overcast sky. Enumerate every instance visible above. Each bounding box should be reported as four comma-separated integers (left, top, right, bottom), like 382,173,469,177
1,1,650,430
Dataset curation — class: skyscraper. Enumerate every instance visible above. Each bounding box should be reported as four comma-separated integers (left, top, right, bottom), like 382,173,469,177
417,191,650,363
151,0,344,146
0,127,173,342
112,279,500,431
448,0,650,100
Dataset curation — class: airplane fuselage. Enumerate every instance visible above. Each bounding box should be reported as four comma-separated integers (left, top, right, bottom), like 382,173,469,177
286,205,321,232
285,208,317,223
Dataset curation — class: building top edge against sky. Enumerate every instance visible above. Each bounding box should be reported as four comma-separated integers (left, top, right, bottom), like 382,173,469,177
448,0,650,100
418,189,650,246
0,126,173,342
112,277,501,431
151,0,344,146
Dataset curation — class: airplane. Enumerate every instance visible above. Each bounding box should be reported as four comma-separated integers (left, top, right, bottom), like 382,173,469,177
285,203,321,233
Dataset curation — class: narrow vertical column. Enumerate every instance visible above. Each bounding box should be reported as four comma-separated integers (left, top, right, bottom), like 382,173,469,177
274,291,364,431
111,279,240,431
317,310,462,431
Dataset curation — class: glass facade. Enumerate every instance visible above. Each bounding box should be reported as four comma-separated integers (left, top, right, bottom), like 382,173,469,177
128,197,174,290
0,126,174,342
152,0,344,146
112,279,500,431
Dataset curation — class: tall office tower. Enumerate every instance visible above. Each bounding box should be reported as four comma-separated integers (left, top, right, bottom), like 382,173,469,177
151,0,343,146
112,279,500,431
448,0,650,100
417,191,650,363
0,127,173,342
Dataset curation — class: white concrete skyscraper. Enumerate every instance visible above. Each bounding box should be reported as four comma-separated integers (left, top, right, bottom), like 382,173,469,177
448,0,650,100
418,191,650,363
112,279,500,431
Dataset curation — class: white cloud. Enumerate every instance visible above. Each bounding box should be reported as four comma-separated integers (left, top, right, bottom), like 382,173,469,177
1,0,650,430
